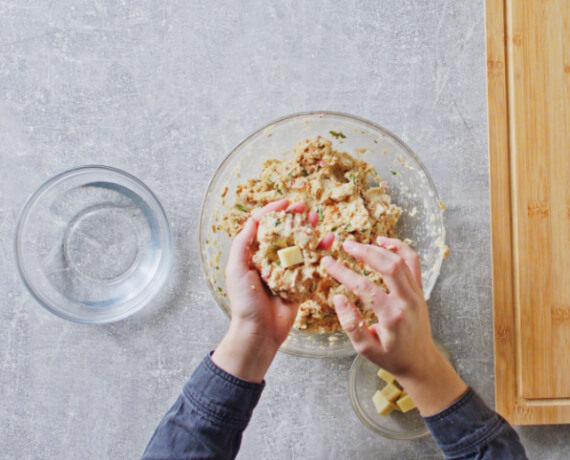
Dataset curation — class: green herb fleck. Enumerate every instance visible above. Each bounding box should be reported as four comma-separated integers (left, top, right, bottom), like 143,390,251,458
341,237,346,242
345,223,352,232
205,239,209,244
236,204,246,212
288,171,293,178
215,266,219,270
275,260,281,266
329,130,346,139
276,189,283,195
317,208,324,222
275,218,281,227
217,287,223,292
331,226,338,231
267,178,274,185
373,139,378,144
301,167,309,176
391,170,397,176
363,269,370,276
349,173,355,183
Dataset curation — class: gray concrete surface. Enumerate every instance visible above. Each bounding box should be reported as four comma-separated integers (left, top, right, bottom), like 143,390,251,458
1,1,569,458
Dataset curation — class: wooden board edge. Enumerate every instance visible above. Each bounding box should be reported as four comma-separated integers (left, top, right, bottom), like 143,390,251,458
485,0,517,424
486,0,570,425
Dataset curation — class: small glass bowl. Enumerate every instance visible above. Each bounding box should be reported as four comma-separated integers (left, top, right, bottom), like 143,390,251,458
348,341,452,439
15,165,172,324
200,111,446,357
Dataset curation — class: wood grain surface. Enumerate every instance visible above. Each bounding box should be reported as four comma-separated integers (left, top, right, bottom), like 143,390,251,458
486,0,570,424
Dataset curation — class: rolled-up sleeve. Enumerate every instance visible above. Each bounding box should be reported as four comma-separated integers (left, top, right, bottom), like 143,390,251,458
424,388,528,459
142,353,265,460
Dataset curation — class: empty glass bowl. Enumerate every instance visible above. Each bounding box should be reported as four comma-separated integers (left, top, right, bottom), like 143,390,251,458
16,165,172,323
200,112,446,357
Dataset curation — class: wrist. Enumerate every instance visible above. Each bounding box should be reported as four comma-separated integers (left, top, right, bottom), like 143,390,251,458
212,320,279,383
394,347,467,417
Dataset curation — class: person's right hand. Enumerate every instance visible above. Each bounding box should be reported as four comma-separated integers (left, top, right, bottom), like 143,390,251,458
322,236,467,416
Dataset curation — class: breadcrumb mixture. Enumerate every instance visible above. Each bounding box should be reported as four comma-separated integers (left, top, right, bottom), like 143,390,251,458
221,137,401,333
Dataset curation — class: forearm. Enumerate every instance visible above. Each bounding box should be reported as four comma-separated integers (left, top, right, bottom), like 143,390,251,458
424,388,528,459
212,320,279,383
141,354,264,460
393,347,526,459
396,346,468,417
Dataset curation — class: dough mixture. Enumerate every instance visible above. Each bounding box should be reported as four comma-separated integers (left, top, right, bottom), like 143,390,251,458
221,137,402,333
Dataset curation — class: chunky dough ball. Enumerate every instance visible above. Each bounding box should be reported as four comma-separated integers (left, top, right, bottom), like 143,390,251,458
253,210,320,303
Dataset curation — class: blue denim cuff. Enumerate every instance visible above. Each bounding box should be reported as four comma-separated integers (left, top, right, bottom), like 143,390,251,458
423,388,510,458
183,353,265,431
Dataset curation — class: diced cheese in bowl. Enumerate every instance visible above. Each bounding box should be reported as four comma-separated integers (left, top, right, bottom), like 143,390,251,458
396,394,417,413
277,246,304,268
380,382,402,402
373,368,417,417
373,390,398,417
377,368,396,385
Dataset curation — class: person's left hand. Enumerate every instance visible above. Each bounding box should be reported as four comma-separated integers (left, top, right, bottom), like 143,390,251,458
211,199,303,382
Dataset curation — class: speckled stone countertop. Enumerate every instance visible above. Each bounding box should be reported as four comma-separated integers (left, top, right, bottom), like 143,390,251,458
1,1,569,458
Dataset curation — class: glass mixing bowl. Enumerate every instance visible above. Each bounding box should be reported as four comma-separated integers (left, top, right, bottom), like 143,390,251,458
199,112,445,357
16,166,172,324
348,341,453,439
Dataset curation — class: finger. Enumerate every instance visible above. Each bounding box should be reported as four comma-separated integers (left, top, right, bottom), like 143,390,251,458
342,240,418,298
307,210,319,228
252,199,290,222
227,217,258,273
317,232,335,250
322,256,388,314
289,201,306,213
334,295,383,360
377,236,422,289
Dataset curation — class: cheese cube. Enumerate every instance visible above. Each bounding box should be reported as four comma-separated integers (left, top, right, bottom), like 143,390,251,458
277,246,304,268
373,390,397,416
376,368,396,385
396,394,416,413
380,382,402,403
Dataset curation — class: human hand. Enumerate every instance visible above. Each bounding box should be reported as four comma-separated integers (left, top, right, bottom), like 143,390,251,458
323,237,467,416
212,199,304,382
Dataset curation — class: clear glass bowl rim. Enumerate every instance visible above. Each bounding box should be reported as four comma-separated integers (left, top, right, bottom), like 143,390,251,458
15,164,173,324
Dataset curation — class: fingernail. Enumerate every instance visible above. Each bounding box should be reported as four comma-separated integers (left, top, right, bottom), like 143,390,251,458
343,240,357,250
333,294,347,310
321,256,333,267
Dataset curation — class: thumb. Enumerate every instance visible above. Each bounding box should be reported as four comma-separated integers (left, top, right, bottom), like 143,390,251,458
334,294,382,360
228,218,258,272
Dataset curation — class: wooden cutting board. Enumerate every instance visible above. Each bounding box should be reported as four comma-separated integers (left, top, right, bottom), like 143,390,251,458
486,0,570,424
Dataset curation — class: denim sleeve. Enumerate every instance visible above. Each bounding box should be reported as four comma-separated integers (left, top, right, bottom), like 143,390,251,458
424,388,528,459
141,353,264,460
